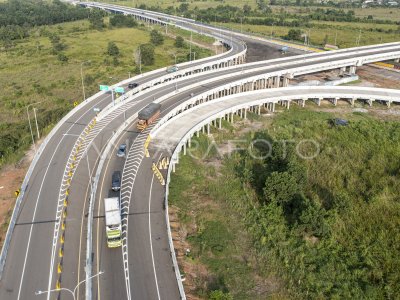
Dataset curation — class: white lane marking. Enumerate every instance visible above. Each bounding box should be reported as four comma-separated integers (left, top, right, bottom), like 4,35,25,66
148,154,162,300
46,95,112,300
48,97,143,299
17,135,68,300
95,129,130,300
16,95,109,300
76,146,104,300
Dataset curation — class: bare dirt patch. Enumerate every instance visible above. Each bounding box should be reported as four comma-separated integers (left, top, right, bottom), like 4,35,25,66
0,140,39,246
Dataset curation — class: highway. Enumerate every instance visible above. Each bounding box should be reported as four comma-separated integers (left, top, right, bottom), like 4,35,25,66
0,2,399,300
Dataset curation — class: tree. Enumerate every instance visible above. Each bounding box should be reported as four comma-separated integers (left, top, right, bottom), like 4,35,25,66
174,36,184,48
110,15,138,28
264,171,300,205
88,10,104,30
209,290,233,300
243,4,252,15
286,29,302,41
139,43,155,65
150,30,164,46
57,53,68,63
107,41,120,57
178,3,189,12
49,34,66,54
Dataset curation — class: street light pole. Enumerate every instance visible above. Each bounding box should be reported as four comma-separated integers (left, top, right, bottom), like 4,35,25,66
35,271,104,300
26,101,42,153
33,107,40,140
26,106,36,153
80,62,86,102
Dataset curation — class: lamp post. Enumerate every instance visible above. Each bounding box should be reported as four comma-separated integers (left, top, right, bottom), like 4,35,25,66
26,101,42,153
80,61,91,102
35,271,104,300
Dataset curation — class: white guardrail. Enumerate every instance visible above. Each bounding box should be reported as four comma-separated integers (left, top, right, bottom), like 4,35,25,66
0,7,246,282
150,49,400,136
0,89,107,279
97,45,400,123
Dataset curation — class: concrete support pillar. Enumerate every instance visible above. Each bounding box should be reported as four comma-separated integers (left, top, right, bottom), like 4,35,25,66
333,98,338,106
272,102,275,112
219,118,222,129
395,58,399,63
339,66,346,75
349,66,357,75
188,137,191,148
244,108,247,119
202,126,205,133
207,123,210,135
172,163,176,173
258,105,261,115
286,101,290,110
197,130,200,137
387,101,391,108
283,76,290,87
274,76,280,88
183,143,186,155
350,98,355,106
367,99,374,107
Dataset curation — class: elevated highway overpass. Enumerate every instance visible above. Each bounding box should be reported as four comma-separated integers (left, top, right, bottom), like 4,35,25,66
0,2,399,300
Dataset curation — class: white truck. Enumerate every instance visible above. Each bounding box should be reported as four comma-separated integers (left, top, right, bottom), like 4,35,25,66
104,197,122,248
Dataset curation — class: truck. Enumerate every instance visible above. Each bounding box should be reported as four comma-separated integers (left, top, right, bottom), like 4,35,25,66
137,103,161,131
104,197,122,248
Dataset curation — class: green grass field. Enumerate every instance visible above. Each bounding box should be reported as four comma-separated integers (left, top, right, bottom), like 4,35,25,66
0,18,212,167
100,0,400,21
214,21,399,48
170,105,400,299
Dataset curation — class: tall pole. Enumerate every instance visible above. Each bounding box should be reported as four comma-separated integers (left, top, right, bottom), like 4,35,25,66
139,47,142,74
80,61,86,101
26,106,36,153
357,29,362,46
33,107,40,140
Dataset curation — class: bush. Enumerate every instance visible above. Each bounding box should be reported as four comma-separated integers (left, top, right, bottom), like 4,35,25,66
175,35,185,48
138,43,155,65
150,30,164,46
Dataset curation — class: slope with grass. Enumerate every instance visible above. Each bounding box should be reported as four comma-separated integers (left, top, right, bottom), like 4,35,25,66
0,18,212,167
170,105,400,299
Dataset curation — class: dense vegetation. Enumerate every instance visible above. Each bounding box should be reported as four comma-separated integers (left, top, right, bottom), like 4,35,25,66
0,0,89,41
0,2,212,168
171,108,400,299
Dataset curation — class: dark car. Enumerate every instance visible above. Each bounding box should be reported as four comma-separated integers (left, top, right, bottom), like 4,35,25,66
112,171,121,191
117,144,127,158
128,83,139,89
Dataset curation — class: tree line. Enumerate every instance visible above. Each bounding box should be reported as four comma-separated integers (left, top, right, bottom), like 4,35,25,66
0,0,88,42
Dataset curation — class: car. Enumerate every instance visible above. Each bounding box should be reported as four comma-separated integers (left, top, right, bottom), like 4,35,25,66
117,144,127,157
128,82,139,89
166,65,179,73
111,171,121,191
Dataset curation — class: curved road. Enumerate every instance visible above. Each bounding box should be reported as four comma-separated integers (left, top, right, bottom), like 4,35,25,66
0,3,399,300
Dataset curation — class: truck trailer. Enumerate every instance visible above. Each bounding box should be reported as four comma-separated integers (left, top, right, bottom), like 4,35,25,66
104,197,122,248
137,103,161,131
